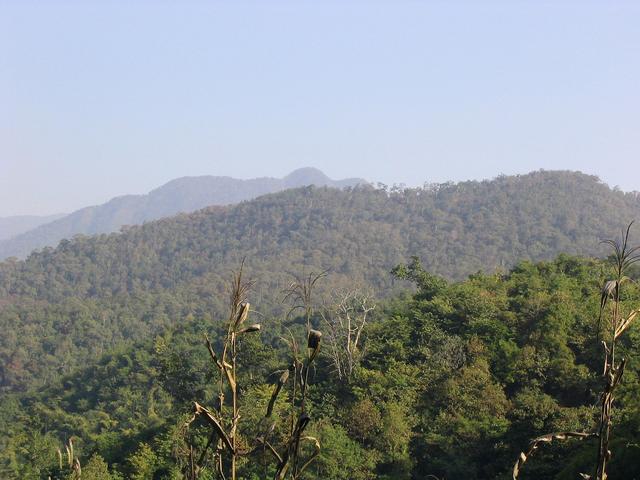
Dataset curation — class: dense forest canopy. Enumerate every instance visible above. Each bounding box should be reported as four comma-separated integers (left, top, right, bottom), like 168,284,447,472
1,254,639,479
0,167,365,260
0,171,639,393
0,170,639,479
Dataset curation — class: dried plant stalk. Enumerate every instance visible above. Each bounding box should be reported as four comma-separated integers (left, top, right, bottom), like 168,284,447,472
182,263,323,480
511,222,639,480
595,223,639,479
183,261,259,480
512,432,597,479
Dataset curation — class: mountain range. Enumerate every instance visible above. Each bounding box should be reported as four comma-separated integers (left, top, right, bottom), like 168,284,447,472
0,167,365,259
0,214,66,241
1,169,639,392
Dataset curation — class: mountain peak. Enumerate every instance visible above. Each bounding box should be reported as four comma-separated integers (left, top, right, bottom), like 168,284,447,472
283,167,332,187
284,167,368,189
0,168,367,259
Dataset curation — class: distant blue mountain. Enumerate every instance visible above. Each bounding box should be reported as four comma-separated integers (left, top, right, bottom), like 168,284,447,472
0,168,366,259
0,214,66,241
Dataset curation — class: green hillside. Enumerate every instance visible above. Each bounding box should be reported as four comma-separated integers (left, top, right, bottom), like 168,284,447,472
1,170,639,393
2,255,639,479
0,167,365,260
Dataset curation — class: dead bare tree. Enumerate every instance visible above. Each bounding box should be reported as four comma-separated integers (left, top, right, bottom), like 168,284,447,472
321,289,375,380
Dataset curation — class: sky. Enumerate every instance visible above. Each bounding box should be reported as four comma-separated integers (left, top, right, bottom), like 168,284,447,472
1,1,639,216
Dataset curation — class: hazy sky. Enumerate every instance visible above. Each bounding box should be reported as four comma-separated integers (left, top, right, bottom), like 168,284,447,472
1,1,639,216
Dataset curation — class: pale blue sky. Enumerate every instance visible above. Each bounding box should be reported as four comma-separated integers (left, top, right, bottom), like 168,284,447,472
1,1,639,216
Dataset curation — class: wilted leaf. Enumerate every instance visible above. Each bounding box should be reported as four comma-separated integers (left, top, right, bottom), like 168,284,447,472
512,431,596,479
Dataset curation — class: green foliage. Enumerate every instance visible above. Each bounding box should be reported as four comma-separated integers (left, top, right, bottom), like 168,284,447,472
1,251,639,478
2,171,640,393
0,168,365,259
127,443,158,480
71,454,114,480
307,421,376,480
345,399,381,444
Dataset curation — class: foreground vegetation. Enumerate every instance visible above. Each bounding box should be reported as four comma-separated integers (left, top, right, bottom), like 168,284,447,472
2,252,639,479
1,174,639,478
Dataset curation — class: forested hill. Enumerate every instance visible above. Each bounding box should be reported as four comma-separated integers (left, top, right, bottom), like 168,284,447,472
0,167,365,260
0,170,639,391
2,170,639,297
4,255,640,479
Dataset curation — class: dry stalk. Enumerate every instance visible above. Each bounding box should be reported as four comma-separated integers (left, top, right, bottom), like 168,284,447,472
182,263,323,480
511,223,639,480
512,432,597,479
257,329,322,480
53,439,81,479
183,261,258,480
595,223,639,479
283,270,328,332
255,271,327,479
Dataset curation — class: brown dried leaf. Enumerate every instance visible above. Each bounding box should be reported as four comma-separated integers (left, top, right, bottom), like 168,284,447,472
267,370,289,417
614,310,638,339
307,329,322,363
234,302,250,329
193,402,234,452
237,323,261,334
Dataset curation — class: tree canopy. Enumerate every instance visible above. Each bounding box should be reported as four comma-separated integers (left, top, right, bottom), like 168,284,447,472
1,254,639,479
1,171,639,393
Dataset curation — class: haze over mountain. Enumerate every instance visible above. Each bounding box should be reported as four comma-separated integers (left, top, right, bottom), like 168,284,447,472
0,167,365,260
1,170,639,392
0,214,66,241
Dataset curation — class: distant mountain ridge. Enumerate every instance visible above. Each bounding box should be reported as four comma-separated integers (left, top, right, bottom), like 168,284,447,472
0,167,366,259
0,214,66,241
1,170,640,392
